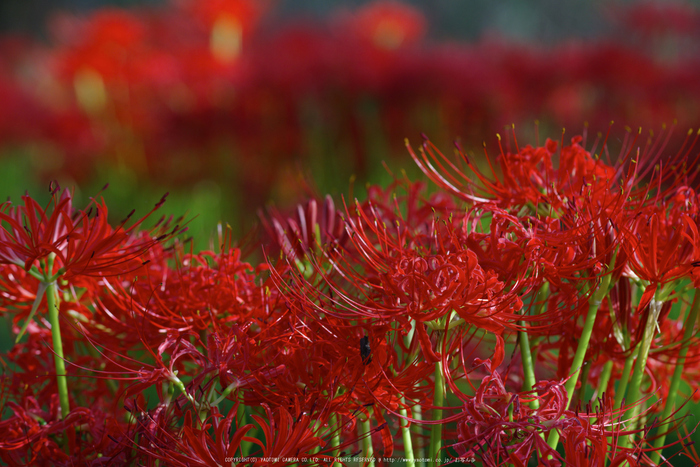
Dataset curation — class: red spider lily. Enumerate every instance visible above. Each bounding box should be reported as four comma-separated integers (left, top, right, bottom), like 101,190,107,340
274,195,525,330
407,133,618,210
91,244,273,349
517,213,625,382
229,297,432,440
262,195,347,264
128,401,368,467
4,325,77,400
122,403,251,467
617,205,696,314
449,369,686,467
0,262,44,319
0,395,131,466
464,203,614,325
72,293,287,413
0,185,178,279
405,131,634,315
409,126,699,216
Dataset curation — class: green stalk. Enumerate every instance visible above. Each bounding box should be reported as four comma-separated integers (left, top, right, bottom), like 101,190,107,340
613,280,647,411
528,282,549,371
595,360,613,402
47,279,70,420
331,413,341,467
413,404,425,467
546,256,615,452
429,359,445,467
650,291,700,463
613,351,636,410
399,397,416,467
237,398,249,457
575,360,591,406
405,319,424,467
360,410,374,467
620,296,663,450
520,282,548,409
519,323,538,408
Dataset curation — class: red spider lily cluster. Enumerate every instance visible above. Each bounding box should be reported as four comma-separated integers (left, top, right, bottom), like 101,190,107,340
2,0,700,224
2,125,700,466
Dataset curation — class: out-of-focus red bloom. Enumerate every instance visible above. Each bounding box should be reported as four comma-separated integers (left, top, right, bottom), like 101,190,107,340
184,0,265,64
344,0,426,51
51,9,149,87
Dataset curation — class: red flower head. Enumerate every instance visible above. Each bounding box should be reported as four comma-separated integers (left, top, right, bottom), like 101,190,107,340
408,133,618,212
450,369,682,466
262,195,347,265
0,184,177,279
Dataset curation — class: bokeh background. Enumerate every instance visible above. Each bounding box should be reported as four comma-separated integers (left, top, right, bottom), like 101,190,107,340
2,0,700,246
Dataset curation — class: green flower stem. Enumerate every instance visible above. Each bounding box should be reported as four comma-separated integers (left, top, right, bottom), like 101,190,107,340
26,265,45,282
546,259,615,452
528,282,550,367
331,413,341,467
620,296,663,450
405,319,425,467
46,279,70,420
360,410,374,467
519,283,547,408
399,396,415,467
310,423,321,457
413,404,425,467
211,381,238,407
650,290,700,464
575,360,592,405
429,359,445,467
518,327,538,407
614,278,649,411
595,360,613,402
237,398,248,457
613,351,635,410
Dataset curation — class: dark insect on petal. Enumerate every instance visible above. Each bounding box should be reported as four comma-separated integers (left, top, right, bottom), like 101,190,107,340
360,335,372,365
